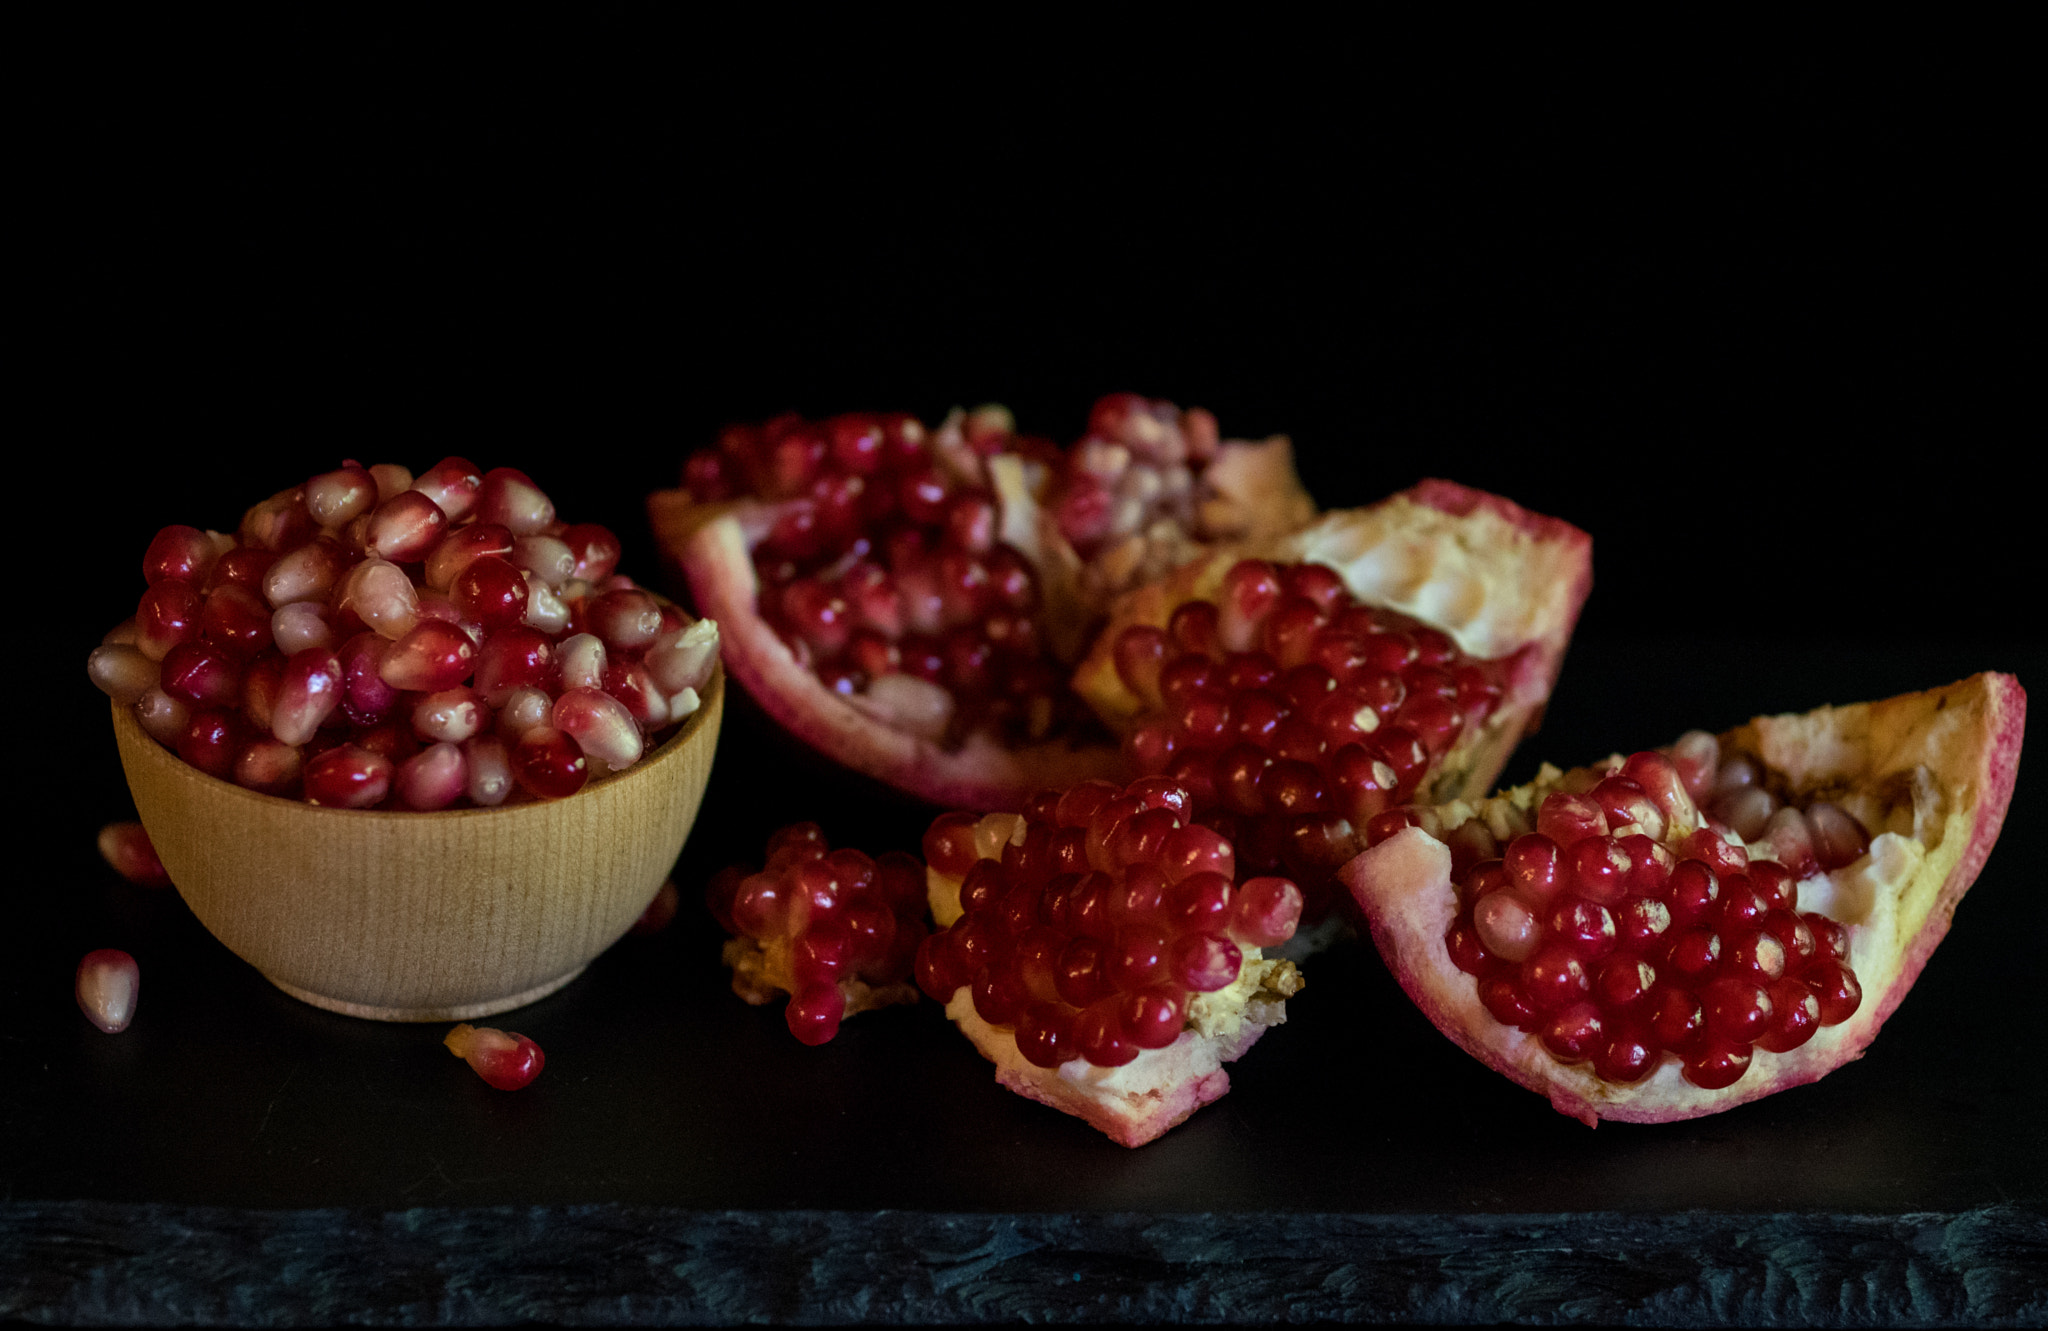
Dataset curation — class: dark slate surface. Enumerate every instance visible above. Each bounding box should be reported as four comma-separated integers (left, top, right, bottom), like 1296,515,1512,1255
16,66,2039,1325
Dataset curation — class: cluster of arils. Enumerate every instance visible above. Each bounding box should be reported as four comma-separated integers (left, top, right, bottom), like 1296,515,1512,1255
705,824,931,1045
1427,746,1869,1090
913,777,1305,1069
1112,558,1515,919
86,459,718,809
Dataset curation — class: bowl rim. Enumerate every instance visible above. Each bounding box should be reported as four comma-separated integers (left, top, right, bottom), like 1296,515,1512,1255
111,658,723,823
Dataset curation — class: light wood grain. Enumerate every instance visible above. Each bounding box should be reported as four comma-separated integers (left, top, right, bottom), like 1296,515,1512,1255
112,664,724,1021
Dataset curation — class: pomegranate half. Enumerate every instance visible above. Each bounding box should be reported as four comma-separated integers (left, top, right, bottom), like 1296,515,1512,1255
1339,672,2025,1125
648,397,1316,811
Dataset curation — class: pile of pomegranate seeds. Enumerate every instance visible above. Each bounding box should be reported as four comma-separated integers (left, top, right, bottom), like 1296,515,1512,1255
98,822,170,887
1113,558,1515,921
1423,742,1870,1090
444,1023,545,1090
76,949,140,1034
678,394,1275,751
86,460,718,809
915,776,1306,1070
706,825,930,1045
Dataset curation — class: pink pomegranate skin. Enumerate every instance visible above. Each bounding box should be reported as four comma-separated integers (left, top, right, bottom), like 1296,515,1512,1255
1339,673,2026,1125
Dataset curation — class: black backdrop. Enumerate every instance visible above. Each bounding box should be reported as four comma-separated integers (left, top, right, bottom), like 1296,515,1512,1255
13,53,2044,1323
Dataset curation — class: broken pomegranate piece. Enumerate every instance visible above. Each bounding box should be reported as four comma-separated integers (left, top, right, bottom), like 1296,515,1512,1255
1072,481,1593,937
1341,672,2025,1124
706,824,929,1044
917,775,1305,1147
76,949,140,1033
89,459,718,809
649,395,1316,811
444,1023,546,1090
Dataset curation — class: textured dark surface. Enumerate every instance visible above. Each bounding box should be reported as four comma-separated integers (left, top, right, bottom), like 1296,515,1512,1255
16,63,2039,1326
6,1203,2047,1326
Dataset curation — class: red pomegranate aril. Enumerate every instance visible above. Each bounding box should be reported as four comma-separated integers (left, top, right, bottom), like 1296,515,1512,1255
1502,834,1565,905
1806,801,1872,870
1595,956,1658,1009
1170,932,1244,992
1648,985,1706,1051
1106,924,1172,991
1014,1002,1074,1068
88,643,160,705
206,546,277,594
339,559,419,641
511,725,588,800
1664,925,1723,981
1716,787,1777,842
472,467,554,534
1546,897,1618,961
452,555,530,630
235,737,303,795
135,580,203,660
1804,958,1864,1025
99,822,171,886
1756,977,1823,1053
1700,976,1775,1043
473,627,555,705
159,641,243,711
378,621,477,693
1473,890,1541,963
136,687,191,746
1683,1036,1753,1090
364,490,448,563
463,734,513,806
1537,792,1607,847
1541,1003,1605,1062
1667,859,1720,925
1805,913,1850,962
199,583,274,658
177,710,240,779
143,524,219,587
260,540,349,610
1567,836,1631,906
1593,1024,1660,1083
77,949,141,1033
1621,833,1675,896
445,1023,545,1090
1479,974,1538,1027
395,742,467,810
409,457,483,523
271,601,335,656
1519,943,1590,1011
1722,928,1788,984
552,687,643,771
1072,999,1140,1067
303,744,392,808
1617,896,1673,951
587,589,664,652
1118,986,1186,1049
1717,874,1772,932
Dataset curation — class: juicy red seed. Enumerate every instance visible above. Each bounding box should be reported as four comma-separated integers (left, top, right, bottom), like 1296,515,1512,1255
1568,836,1631,905
380,621,478,693
1663,926,1722,980
786,984,845,1046
922,811,982,877
1541,1003,1605,1062
1471,891,1540,964
971,964,1029,1027
1594,1025,1660,1083
511,726,588,800
1805,913,1850,962
1717,874,1771,932
1721,929,1788,983
177,711,241,779
1807,801,1872,870
76,949,141,1033
454,555,531,629
1118,986,1186,1049
1479,975,1537,1027
1682,1036,1753,1090
1595,957,1658,1009
1229,876,1303,948
1700,976,1775,1043
200,584,274,657
1107,924,1171,991
1804,958,1864,1025
1074,1000,1139,1067
1617,897,1673,951
98,822,171,887
302,744,393,808
1168,601,1220,657
915,931,970,1000
1621,833,1674,896
1503,834,1564,904
1536,792,1607,847
1648,986,1705,1050
1546,897,1617,961
1519,944,1590,1012
159,642,243,710
1169,932,1243,991
1015,1003,1075,1069
1748,861,1798,914
366,490,448,562
1756,978,1823,1053
1259,759,1327,814
1667,860,1720,925
143,525,219,587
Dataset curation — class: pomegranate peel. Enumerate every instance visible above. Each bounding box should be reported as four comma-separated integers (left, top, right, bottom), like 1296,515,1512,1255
1339,672,2025,1125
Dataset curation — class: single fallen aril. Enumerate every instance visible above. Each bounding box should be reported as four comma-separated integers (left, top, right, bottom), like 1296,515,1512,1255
706,824,929,1045
1071,481,1592,937
98,822,171,887
444,1023,546,1090
76,950,140,1033
88,460,718,809
1340,673,2025,1124
650,395,1316,811
917,775,1306,1146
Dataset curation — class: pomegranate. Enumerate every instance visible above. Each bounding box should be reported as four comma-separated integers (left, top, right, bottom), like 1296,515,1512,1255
76,949,140,1033
1340,672,2025,1124
648,395,1317,810
88,459,719,809
706,824,929,1045
1071,480,1593,936
444,1023,546,1090
915,775,1306,1146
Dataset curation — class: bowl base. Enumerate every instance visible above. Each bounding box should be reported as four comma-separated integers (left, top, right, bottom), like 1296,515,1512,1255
264,966,587,1022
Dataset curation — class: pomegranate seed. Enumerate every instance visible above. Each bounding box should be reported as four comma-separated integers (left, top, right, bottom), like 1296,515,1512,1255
1473,890,1541,963
260,539,350,610
411,457,484,522
76,949,140,1033
339,559,420,641
511,725,588,800
472,468,555,534
88,644,160,705
1804,958,1863,1025
552,687,643,771
463,735,513,806
444,1023,545,1089
424,522,515,591
135,579,203,660
1682,1036,1752,1090
177,710,240,779
379,621,477,692
396,743,467,810
135,686,192,746
98,822,170,887
235,737,303,794
142,524,219,587
1807,801,1872,870
271,600,336,656
303,744,393,808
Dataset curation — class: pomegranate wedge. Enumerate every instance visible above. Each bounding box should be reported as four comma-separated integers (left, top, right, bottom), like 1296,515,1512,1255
649,396,1315,811
1340,672,2025,1125
916,776,1306,1147
1072,480,1592,931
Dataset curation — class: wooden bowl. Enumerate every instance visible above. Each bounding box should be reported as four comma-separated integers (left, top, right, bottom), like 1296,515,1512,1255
111,664,724,1021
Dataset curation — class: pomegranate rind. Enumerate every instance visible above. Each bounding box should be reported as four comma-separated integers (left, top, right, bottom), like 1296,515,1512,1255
649,495,1125,810
943,989,1270,1148
1339,672,2026,1125
1071,479,1593,804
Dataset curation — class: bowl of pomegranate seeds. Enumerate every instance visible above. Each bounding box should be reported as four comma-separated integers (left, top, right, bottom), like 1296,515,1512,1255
89,458,725,1020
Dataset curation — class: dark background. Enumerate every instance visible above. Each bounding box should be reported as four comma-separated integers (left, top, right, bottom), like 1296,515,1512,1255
10,53,2041,1322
